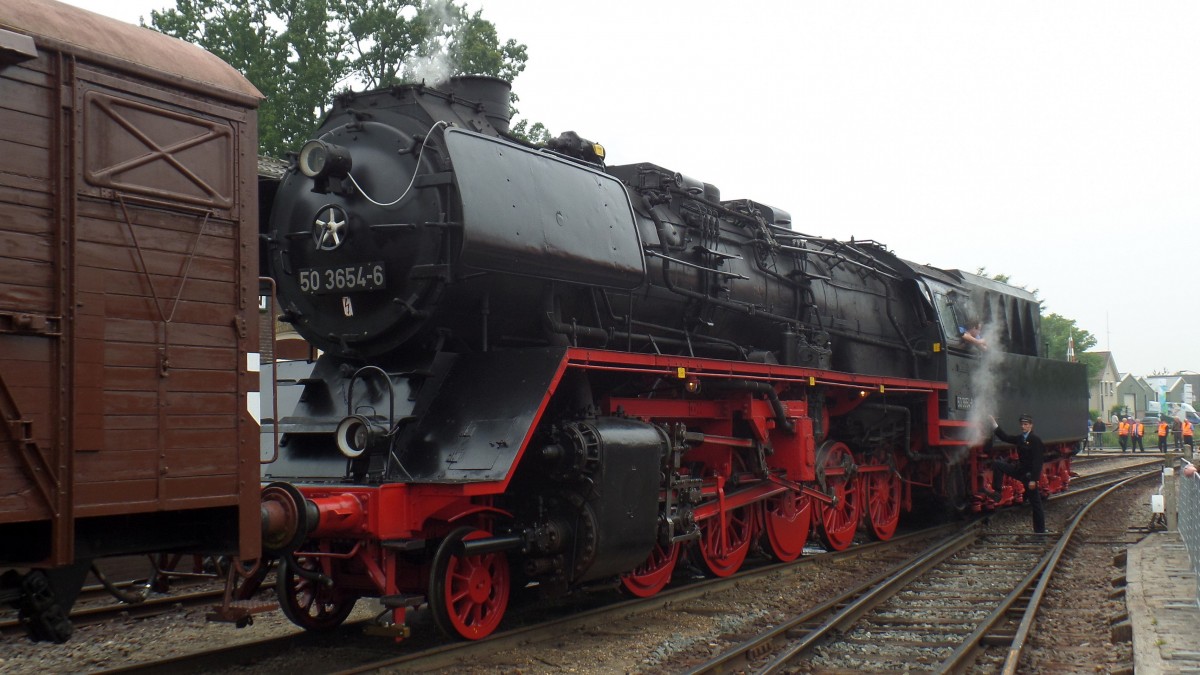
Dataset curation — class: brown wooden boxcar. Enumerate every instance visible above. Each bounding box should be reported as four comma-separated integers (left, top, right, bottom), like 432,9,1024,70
0,0,261,640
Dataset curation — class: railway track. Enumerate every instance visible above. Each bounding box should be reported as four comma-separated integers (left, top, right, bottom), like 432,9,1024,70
0,588,229,638
684,466,1157,674
1066,458,1159,491
94,525,957,674
0,562,226,634
39,461,1160,673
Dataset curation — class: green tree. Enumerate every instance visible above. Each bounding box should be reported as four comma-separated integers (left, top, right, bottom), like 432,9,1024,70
509,119,551,144
150,0,539,157
1041,313,1102,381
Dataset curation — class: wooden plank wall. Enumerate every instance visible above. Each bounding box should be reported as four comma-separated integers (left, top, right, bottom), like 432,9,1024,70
70,66,250,518
0,47,59,524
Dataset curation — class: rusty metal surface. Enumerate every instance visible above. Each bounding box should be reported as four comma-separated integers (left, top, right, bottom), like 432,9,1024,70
0,0,260,104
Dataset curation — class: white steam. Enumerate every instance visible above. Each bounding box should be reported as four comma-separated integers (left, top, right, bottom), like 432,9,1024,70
403,0,456,86
965,321,1005,447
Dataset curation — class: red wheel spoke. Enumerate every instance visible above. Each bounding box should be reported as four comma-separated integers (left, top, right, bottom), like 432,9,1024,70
818,442,860,551
621,541,680,597
699,502,757,577
864,467,901,541
277,554,357,631
431,528,510,640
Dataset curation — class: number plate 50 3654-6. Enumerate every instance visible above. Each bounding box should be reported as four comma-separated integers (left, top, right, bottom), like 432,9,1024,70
298,263,386,294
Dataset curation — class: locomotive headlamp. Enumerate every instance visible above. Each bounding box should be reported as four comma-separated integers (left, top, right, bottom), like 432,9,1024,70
335,414,386,458
298,140,353,179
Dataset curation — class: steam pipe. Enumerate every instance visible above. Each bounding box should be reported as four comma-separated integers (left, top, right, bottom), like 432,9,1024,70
591,288,748,358
882,283,921,376
644,202,919,361
642,201,802,329
542,286,745,357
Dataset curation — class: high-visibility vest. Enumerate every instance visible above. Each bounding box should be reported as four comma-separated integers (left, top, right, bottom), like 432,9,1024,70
1134,423,1143,435
1159,423,1170,437
1185,421,1194,437
1118,421,1130,435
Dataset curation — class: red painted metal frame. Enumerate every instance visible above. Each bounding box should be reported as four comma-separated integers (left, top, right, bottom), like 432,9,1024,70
293,345,1009,559
297,347,956,541
564,347,957,448
565,347,945,391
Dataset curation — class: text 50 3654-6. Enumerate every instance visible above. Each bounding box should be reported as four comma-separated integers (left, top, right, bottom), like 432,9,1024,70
298,263,386,294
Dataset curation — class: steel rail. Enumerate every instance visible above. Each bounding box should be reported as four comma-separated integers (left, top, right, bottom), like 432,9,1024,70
994,471,1154,674
688,526,982,675
75,463,1154,674
685,465,1158,674
935,469,1157,673
0,587,225,637
325,523,959,675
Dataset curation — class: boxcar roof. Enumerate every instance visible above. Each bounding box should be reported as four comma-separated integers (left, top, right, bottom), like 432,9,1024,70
0,0,261,104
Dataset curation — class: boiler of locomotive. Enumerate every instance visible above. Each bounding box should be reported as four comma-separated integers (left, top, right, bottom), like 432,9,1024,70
268,78,647,360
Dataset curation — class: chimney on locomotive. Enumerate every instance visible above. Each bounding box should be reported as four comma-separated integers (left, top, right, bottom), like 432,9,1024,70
445,75,513,133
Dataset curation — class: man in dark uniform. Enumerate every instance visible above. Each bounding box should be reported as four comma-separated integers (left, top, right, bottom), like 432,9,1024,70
988,413,1046,533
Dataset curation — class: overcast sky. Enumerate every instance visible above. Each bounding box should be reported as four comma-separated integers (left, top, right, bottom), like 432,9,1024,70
64,0,1200,376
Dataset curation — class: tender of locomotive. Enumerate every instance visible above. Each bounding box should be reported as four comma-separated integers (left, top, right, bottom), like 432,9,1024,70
258,77,1087,640
0,0,262,641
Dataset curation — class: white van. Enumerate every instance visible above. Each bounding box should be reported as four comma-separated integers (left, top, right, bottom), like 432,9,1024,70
1148,401,1200,425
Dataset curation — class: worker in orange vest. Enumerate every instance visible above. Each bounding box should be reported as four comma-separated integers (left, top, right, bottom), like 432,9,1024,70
1117,417,1130,453
1132,419,1145,452
1158,420,1171,453
1184,420,1194,451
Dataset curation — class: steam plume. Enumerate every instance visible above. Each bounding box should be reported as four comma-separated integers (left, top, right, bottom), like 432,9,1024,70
965,321,1004,447
403,0,456,86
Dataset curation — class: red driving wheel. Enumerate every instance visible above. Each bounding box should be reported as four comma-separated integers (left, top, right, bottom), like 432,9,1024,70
621,540,681,597
762,489,812,562
429,527,511,640
816,441,860,551
698,499,758,577
862,459,901,541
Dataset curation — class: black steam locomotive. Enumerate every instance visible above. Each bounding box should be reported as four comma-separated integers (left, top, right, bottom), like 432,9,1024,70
255,76,1086,640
